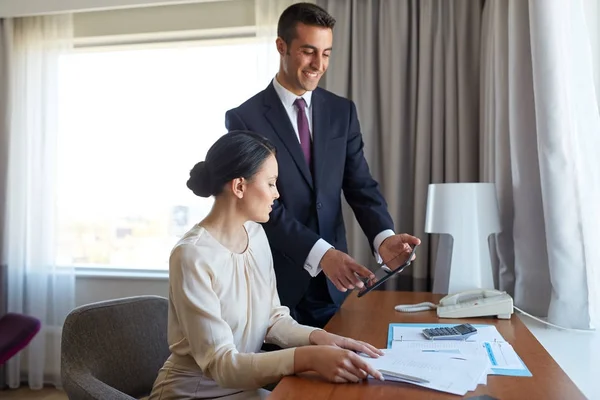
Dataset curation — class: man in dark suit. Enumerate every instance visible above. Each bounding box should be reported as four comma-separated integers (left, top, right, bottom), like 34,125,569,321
226,3,420,328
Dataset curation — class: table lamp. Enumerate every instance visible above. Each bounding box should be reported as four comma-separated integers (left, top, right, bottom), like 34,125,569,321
425,183,501,294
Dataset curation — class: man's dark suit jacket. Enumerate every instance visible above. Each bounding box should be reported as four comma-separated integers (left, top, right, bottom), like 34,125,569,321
225,83,394,310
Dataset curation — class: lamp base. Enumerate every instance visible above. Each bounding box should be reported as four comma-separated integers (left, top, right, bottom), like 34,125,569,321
432,234,495,294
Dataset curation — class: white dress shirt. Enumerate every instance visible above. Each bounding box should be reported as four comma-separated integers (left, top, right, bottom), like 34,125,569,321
272,76,394,277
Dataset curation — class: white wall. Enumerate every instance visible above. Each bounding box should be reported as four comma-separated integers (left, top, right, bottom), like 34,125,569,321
74,0,254,38
76,276,169,305
0,0,231,17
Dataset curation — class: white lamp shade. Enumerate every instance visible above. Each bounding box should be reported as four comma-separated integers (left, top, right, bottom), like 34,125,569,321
425,183,501,294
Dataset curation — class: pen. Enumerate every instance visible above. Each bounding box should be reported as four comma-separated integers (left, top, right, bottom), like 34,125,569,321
378,369,430,384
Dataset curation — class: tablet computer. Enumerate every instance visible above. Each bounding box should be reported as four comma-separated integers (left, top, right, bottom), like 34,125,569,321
357,244,419,298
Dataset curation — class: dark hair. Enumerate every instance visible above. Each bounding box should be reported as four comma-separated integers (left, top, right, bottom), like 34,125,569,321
187,131,277,198
277,2,336,46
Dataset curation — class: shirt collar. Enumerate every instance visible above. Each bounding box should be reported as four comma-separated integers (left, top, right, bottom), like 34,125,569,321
272,75,313,109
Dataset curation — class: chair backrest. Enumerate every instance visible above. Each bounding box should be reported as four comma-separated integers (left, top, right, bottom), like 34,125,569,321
61,296,170,398
0,313,41,364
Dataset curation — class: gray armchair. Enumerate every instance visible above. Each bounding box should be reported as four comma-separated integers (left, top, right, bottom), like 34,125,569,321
61,296,170,400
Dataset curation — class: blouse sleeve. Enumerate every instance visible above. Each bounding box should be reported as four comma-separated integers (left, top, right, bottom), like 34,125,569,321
264,250,321,348
169,244,296,390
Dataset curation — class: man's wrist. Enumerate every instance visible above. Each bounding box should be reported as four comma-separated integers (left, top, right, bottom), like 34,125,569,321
304,239,333,277
373,229,395,263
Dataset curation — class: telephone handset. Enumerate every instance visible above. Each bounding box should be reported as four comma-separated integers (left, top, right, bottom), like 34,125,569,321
437,289,513,319
394,289,514,319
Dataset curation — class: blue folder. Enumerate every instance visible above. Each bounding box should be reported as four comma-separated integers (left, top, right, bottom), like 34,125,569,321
387,323,532,377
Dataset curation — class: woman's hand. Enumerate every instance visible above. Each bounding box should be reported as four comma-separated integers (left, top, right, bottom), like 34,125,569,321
309,330,384,359
294,346,384,383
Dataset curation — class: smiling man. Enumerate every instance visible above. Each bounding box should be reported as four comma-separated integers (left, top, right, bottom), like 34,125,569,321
225,2,420,329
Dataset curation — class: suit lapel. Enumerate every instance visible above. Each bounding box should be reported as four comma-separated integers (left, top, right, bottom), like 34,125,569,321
264,84,313,189
311,89,330,191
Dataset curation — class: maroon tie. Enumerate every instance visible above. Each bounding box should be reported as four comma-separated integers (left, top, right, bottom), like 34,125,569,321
293,98,311,168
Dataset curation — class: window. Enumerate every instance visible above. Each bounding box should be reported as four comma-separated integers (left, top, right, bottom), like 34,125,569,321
57,39,275,270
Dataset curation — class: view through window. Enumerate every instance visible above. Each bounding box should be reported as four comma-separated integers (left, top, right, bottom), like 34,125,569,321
57,39,275,270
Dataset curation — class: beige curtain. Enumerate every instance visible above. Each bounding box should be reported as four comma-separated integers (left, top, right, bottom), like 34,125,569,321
318,0,484,291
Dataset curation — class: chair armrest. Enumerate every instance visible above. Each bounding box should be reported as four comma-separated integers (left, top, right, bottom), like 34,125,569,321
63,371,137,400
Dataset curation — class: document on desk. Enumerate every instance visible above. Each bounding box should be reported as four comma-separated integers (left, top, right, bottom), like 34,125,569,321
482,341,523,370
391,324,505,343
390,340,481,354
387,323,532,377
390,341,523,370
361,349,490,396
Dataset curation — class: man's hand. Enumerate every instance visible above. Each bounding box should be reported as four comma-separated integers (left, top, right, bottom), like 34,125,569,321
309,330,383,359
320,249,374,292
378,233,421,269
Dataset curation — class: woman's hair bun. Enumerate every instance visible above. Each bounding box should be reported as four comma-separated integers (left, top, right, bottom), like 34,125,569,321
186,161,213,197
187,131,276,198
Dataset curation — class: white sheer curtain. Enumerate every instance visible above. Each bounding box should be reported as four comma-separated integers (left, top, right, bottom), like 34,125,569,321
255,0,311,86
2,14,75,388
0,18,11,389
583,0,600,113
481,0,600,329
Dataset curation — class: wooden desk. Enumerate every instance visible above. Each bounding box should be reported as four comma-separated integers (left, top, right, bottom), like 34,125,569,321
270,291,585,400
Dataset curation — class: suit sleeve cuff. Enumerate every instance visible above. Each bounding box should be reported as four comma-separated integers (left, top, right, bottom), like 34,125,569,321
373,229,395,264
303,239,333,277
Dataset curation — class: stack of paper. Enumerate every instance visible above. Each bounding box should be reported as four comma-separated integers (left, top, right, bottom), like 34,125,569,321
361,349,490,396
388,324,531,377
360,323,533,395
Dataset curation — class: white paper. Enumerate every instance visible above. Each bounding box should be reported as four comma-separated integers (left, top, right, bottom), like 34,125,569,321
467,326,507,343
390,340,523,371
478,368,490,385
390,340,481,355
362,349,489,396
484,342,522,370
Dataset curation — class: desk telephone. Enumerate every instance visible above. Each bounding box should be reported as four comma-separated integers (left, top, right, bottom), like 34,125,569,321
395,289,514,319
437,289,513,319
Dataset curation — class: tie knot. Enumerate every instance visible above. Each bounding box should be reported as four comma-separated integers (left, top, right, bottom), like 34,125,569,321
294,97,307,111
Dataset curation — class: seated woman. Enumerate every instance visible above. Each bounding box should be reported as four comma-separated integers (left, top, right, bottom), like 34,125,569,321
149,131,384,400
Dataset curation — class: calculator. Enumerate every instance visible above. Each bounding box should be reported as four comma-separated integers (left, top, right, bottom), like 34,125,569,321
422,324,478,340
